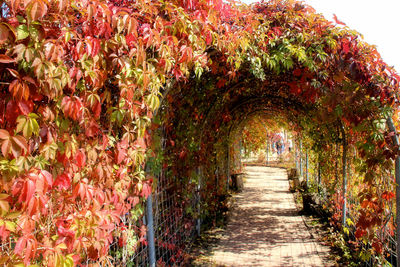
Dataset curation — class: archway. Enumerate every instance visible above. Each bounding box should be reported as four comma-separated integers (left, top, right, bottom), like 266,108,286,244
0,0,399,266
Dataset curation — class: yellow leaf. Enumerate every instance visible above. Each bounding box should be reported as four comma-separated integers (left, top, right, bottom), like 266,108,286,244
5,211,21,219
5,220,16,232
0,199,10,214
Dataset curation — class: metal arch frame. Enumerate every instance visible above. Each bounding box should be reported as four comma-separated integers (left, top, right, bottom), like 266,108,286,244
386,117,400,266
149,77,400,266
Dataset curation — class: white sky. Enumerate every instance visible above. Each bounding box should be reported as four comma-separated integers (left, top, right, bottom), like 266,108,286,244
240,0,400,72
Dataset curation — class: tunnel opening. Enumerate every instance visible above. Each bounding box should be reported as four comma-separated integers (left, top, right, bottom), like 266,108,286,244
145,54,398,264
1,0,400,266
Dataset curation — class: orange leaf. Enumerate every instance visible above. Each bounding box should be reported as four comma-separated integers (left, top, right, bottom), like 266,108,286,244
9,80,30,101
0,129,10,140
0,24,9,44
0,131,28,158
11,135,28,157
27,0,48,21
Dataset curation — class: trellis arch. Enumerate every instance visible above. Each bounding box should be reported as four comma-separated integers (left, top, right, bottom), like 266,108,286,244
0,0,399,266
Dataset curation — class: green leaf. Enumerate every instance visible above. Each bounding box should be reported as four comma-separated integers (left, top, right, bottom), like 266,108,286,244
5,211,21,219
17,25,29,40
15,113,39,138
5,220,16,232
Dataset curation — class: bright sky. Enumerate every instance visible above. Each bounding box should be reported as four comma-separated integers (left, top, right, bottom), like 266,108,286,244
240,0,400,72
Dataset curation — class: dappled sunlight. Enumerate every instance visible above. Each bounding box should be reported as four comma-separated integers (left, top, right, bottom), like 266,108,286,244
211,166,331,266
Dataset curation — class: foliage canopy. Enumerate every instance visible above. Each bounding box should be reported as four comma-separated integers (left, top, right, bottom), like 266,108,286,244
0,0,399,265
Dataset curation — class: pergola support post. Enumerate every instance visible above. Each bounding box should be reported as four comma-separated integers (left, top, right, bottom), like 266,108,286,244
341,127,347,227
305,150,309,185
299,139,303,180
386,117,400,266
146,194,156,267
227,144,230,191
317,158,321,194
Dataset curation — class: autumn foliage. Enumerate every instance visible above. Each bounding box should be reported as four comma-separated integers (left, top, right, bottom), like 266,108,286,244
0,0,400,265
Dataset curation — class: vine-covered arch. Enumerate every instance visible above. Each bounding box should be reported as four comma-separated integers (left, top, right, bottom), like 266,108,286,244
0,0,399,265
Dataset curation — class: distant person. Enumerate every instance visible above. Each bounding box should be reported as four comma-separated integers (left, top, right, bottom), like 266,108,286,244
288,139,292,152
276,141,283,155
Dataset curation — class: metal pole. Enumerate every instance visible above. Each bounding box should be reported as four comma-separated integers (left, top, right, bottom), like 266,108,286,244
266,139,269,165
196,166,202,236
227,145,230,190
299,139,303,180
317,157,321,194
341,127,347,227
386,117,400,267
146,195,156,267
305,150,309,185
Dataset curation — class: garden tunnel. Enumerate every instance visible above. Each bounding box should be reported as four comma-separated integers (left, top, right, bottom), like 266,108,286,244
1,0,400,266
143,45,400,265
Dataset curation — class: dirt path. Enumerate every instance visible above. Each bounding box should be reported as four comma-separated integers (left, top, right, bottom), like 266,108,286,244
210,166,331,266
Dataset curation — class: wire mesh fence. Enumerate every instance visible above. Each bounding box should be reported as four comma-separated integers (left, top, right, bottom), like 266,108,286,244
109,138,399,266
295,145,398,266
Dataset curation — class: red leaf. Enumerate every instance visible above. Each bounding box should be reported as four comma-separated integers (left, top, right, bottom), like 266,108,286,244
5,100,21,124
75,150,86,168
93,101,101,119
206,31,212,45
140,180,152,198
85,119,100,137
11,135,28,157
0,137,11,157
61,96,83,121
86,37,101,57
293,68,302,77
56,223,75,238
27,0,48,21
116,147,126,164
102,134,109,150
0,225,10,241
37,170,53,191
0,129,9,140
216,79,226,88
333,14,346,26
372,241,382,254
341,39,350,54
272,26,282,36
134,137,147,149
355,228,366,239
0,54,15,63
0,132,28,158
17,100,34,115
139,225,147,242
288,81,301,95
14,235,37,265
116,140,128,164
54,173,71,190
25,179,36,202
7,68,20,78
382,191,395,201
14,236,27,255
26,196,38,216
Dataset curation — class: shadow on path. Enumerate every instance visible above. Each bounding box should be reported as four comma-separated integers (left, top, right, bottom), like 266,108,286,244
210,166,332,267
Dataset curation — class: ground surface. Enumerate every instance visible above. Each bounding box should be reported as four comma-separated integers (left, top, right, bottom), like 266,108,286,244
203,166,332,266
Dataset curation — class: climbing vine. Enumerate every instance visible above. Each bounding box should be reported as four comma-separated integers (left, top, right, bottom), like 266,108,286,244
0,0,399,265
